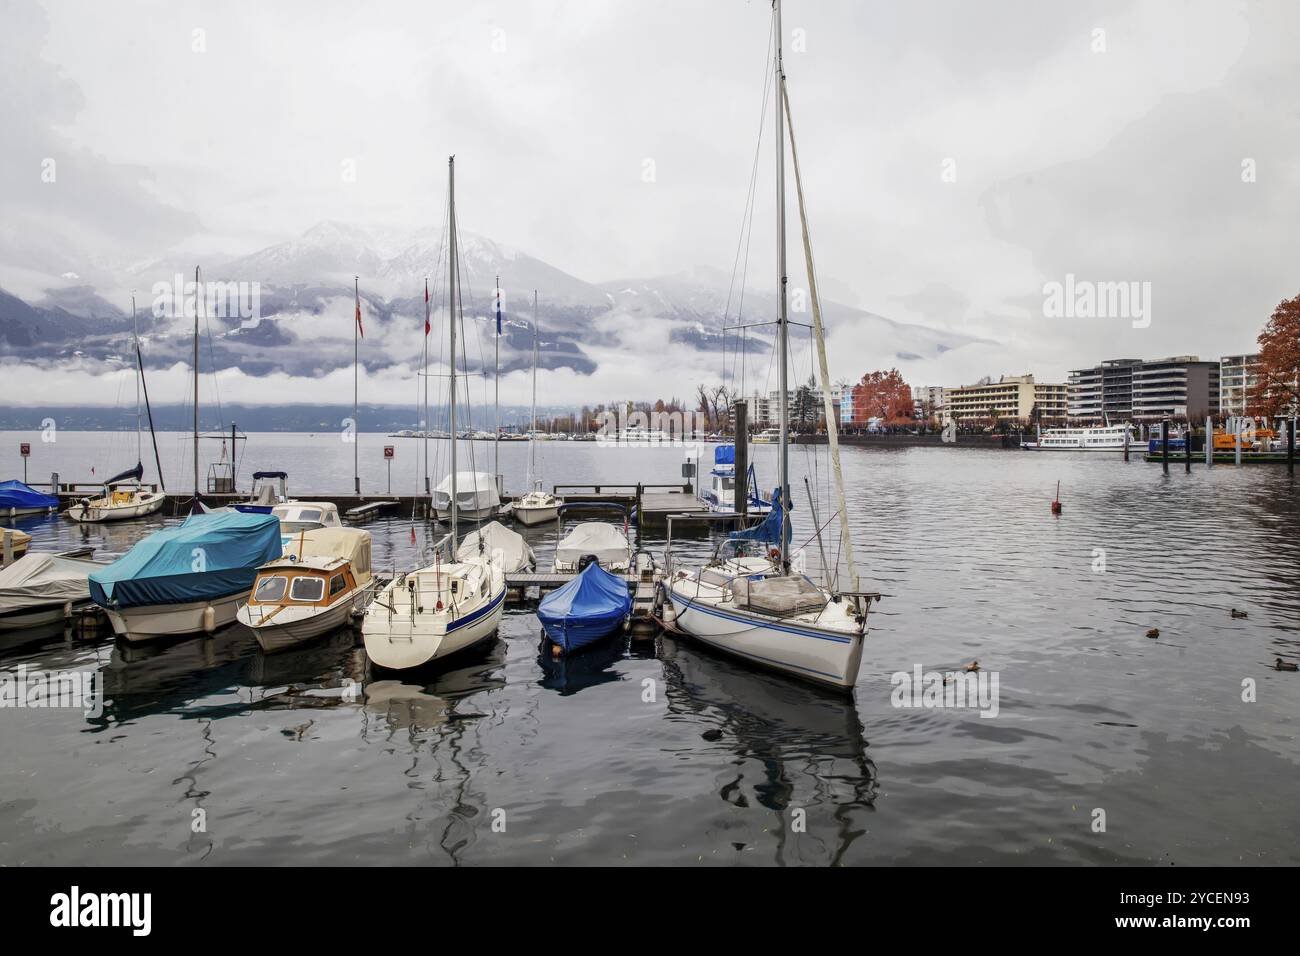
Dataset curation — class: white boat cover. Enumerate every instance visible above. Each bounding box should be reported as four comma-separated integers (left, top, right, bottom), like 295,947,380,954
456,521,535,571
433,472,500,511
281,528,372,581
0,553,94,612
556,523,630,568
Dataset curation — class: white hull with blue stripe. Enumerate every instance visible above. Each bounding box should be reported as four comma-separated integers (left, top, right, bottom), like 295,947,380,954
362,557,505,670
666,558,869,691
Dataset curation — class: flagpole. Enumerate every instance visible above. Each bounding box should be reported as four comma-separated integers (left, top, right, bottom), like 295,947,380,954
354,276,360,496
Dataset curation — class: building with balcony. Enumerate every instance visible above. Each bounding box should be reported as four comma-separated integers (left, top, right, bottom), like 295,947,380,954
1069,357,1220,421
1219,353,1260,416
944,375,1067,424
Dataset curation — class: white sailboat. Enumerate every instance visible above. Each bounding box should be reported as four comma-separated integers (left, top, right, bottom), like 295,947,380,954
514,290,563,525
363,156,507,671
66,295,166,523
666,0,878,692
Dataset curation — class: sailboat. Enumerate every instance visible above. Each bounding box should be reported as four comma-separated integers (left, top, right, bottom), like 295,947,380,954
514,291,563,525
665,0,879,692
66,295,167,523
362,156,507,671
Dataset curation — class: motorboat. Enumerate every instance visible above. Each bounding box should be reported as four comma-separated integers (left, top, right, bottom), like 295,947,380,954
0,480,60,519
513,485,562,526
432,471,500,523
696,445,772,515
1021,424,1139,452
554,522,631,573
538,558,631,654
233,471,290,513
238,527,374,652
455,520,535,572
272,501,344,533
0,552,100,631
89,511,283,642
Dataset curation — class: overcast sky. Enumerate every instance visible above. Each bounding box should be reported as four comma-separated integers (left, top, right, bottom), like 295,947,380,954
3,0,1298,406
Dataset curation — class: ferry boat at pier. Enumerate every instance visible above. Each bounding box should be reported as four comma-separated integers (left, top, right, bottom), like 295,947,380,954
1021,423,1139,452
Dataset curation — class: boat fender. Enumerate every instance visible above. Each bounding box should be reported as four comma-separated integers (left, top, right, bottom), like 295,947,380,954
202,605,216,633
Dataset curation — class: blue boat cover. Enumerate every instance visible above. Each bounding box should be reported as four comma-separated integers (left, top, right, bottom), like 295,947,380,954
0,479,59,510
105,462,143,486
538,561,631,652
714,445,735,465
89,511,282,609
730,486,791,547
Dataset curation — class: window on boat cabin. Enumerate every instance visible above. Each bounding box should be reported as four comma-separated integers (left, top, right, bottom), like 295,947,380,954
289,576,326,602
297,509,322,522
254,575,288,602
329,573,347,596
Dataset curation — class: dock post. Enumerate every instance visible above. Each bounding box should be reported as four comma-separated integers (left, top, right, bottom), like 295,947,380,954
636,483,643,539
1161,419,1169,474
1123,429,1129,462
1185,418,1192,472
733,399,749,520
1235,419,1243,467
1205,416,1213,468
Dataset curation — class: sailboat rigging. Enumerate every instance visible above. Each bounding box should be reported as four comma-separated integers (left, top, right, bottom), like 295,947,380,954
512,290,563,525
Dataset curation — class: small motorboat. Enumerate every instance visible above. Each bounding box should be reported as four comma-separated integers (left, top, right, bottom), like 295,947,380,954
554,522,632,573
89,511,283,642
232,471,290,514
238,527,374,652
432,471,500,523
0,480,60,519
64,463,166,523
538,558,631,654
271,501,344,540
1,528,32,566
455,521,535,572
0,552,99,631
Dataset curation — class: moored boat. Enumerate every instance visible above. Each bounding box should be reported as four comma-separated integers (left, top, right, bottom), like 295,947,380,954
1,528,32,566
432,471,500,523
554,522,632,573
538,559,631,654
455,520,534,572
0,480,60,519
1021,423,1139,451
89,511,283,642
238,527,374,652
0,552,99,631
64,463,166,523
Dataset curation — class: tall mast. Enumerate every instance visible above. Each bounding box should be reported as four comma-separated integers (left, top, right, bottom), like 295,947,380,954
448,156,459,541
353,276,360,495
773,0,790,570
132,294,141,466
529,290,538,487
495,275,501,482
423,276,430,495
192,266,201,510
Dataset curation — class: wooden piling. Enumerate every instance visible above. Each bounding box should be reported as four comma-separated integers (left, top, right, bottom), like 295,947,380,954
1185,419,1192,472
733,399,749,520
1289,416,1296,475
1161,419,1169,474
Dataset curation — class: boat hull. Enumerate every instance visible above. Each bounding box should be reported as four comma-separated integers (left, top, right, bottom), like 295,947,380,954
0,599,90,632
241,598,356,653
513,503,559,526
539,609,626,653
104,590,247,642
363,588,504,670
433,505,498,524
667,587,864,691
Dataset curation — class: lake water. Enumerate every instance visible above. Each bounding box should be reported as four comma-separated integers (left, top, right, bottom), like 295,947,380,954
2,432,1298,865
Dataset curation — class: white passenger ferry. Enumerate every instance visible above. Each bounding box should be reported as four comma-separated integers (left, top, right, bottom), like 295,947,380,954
1021,423,1140,452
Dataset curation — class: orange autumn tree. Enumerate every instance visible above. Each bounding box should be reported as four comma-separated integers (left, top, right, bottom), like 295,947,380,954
1253,293,1300,416
852,369,914,425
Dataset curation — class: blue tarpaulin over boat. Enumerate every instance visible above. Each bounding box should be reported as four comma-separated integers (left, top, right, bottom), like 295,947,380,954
89,511,282,609
730,486,790,547
714,445,735,466
0,480,59,511
538,561,631,653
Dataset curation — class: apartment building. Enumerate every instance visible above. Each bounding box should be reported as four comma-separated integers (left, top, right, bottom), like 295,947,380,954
944,375,1067,424
1219,353,1260,416
1069,356,1220,421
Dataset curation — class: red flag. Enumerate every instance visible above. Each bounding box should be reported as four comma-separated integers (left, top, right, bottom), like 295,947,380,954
424,279,431,336
354,284,364,338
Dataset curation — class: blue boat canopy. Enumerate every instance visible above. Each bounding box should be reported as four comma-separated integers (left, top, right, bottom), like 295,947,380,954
714,445,736,465
0,479,59,511
538,561,632,652
89,511,282,609
105,462,143,486
730,486,790,547
252,471,287,480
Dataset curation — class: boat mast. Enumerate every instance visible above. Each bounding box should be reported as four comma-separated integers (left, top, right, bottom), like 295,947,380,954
192,266,201,511
495,275,501,482
353,276,360,495
448,156,459,542
424,276,431,495
132,294,141,467
774,0,790,571
529,290,538,487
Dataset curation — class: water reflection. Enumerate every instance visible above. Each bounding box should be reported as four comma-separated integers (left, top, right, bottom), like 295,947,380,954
659,634,878,866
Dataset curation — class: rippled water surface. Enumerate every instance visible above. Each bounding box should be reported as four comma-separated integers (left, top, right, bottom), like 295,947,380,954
2,433,1298,865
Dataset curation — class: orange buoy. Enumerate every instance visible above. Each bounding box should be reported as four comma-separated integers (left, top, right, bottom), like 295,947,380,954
1051,480,1062,515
